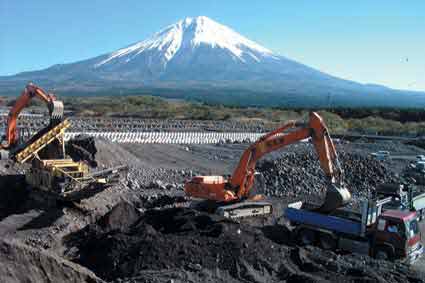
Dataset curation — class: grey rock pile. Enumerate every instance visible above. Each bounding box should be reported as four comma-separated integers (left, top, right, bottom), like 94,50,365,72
125,168,193,190
256,144,398,202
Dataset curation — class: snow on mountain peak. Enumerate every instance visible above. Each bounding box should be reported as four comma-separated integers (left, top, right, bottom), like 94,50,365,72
95,16,277,68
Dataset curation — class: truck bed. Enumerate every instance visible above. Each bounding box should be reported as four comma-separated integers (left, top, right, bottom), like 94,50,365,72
300,201,363,221
285,207,363,236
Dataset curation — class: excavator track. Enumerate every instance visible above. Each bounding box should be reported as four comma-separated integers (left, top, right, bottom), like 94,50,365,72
216,201,273,219
190,200,272,219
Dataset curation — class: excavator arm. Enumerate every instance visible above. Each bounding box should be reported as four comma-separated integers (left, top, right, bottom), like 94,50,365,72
185,112,351,214
230,112,344,195
229,121,308,198
1,83,64,149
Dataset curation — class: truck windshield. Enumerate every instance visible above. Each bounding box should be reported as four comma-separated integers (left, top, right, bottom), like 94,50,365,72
406,218,420,239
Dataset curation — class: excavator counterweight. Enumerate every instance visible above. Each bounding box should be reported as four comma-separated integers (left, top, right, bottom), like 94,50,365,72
185,112,352,218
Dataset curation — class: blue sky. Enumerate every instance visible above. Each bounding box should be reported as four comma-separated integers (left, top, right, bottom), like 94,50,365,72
1,0,424,91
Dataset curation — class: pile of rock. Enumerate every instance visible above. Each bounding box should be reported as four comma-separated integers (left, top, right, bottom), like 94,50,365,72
125,168,192,190
256,144,398,202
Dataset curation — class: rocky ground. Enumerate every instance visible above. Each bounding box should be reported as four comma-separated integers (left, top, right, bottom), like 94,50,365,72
0,137,424,282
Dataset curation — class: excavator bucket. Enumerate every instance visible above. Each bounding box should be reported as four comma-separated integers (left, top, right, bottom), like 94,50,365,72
318,184,352,213
50,100,64,123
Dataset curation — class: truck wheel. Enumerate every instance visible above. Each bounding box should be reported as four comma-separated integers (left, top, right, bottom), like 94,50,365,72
298,229,316,246
319,233,337,251
375,249,390,260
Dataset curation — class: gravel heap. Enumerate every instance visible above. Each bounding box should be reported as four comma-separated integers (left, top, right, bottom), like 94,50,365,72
256,144,398,202
125,167,192,190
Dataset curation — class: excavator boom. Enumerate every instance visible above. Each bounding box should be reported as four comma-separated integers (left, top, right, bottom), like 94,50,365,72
185,112,351,218
1,83,64,149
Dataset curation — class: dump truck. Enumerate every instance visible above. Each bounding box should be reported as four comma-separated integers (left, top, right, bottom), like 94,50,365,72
376,182,425,221
284,198,423,263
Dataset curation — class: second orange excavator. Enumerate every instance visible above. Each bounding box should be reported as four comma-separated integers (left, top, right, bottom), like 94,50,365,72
0,82,127,203
1,82,64,150
185,112,352,218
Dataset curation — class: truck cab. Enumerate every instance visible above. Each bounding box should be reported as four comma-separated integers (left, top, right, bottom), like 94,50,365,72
373,210,422,262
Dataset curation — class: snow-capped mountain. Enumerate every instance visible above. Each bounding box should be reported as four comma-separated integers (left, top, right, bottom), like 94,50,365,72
95,16,278,69
1,16,424,107
3,16,329,84
88,16,323,82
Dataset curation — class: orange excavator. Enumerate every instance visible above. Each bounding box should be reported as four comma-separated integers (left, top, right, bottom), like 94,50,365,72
0,83,127,202
185,112,352,218
1,83,64,150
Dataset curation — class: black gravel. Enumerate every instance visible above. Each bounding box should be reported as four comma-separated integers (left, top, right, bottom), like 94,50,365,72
65,203,424,283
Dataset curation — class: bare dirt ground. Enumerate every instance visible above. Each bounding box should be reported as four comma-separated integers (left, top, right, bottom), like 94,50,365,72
0,138,424,282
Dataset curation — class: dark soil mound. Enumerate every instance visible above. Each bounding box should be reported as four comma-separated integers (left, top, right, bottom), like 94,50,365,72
66,206,282,281
0,239,101,283
65,203,424,283
0,174,29,221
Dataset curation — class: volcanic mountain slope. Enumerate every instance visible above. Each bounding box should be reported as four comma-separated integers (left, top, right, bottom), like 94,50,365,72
1,16,424,107
3,17,328,83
